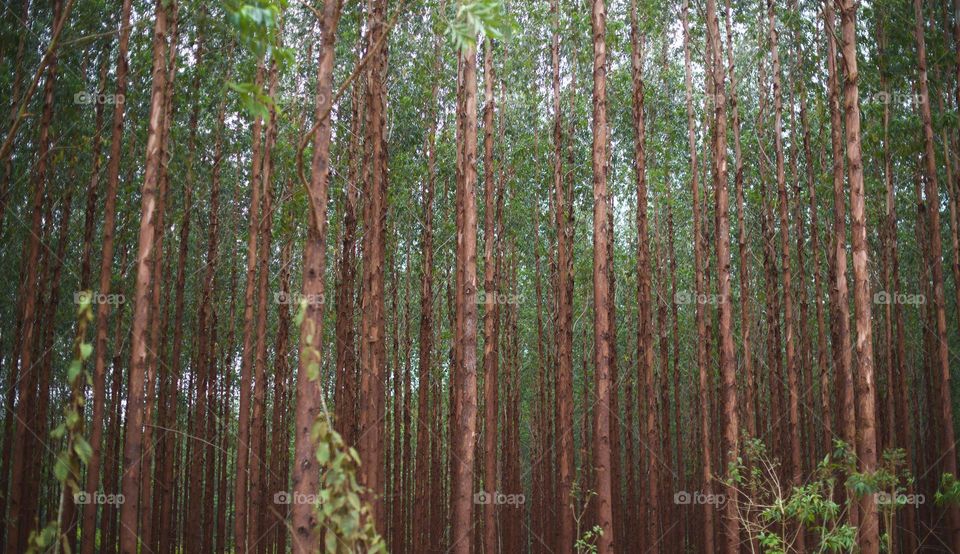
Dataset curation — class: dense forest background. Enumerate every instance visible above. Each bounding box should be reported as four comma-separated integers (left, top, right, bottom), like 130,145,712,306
1,0,960,552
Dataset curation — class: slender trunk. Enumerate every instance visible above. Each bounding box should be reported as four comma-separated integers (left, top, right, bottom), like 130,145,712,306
248,56,279,551
481,36,500,554
4,1,61,549
234,60,266,554
833,0,880,548
707,0,738,547
290,1,342,550
414,31,440,552
824,0,857,506
450,18,480,549
682,0,714,548
913,0,960,548
358,0,389,532
590,0,614,549
549,0,575,549
118,1,171,551
333,82,362,446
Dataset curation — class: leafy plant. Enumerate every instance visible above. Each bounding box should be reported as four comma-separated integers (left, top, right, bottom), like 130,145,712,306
296,302,385,553
725,439,857,553
445,0,515,52
25,292,95,553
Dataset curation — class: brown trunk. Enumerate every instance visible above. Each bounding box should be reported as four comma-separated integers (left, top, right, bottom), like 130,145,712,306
913,0,960,547
414,30,440,552
247,56,280,551
824,0,857,504
835,0,880,549
590,0,614,550
708,0,738,546
549,0,575,549
4,2,61,549
358,0,388,533
629,4,660,549
334,81,362,446
290,0,342,550
481,36,500,554
234,60,266,554
450,21,480,550
118,1,171,551
682,0,714,548
767,0,802,503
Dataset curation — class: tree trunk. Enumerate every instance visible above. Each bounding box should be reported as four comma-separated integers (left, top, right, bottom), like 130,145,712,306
234,60,266,554
118,1,171,551
290,1,343,550
80,1,132,551
912,0,960,548
481,36,500,554
590,0,614,549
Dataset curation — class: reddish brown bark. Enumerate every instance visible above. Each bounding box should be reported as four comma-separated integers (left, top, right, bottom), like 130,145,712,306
234,60,266,554
413,31,440,552
248,57,280,552
290,0,342,550
824,0,856,499
450,26,480,554
549,0,575,549
118,1,171,551
481,36,500,554
3,1,61,548
590,0,614,549
358,0,388,533
912,0,960,547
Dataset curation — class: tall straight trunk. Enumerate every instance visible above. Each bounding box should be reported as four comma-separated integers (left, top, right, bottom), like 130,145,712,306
549,0,575,549
878,29,917,551
4,2,60,549
835,0,880,549
359,0,388,532
247,57,279,552
333,82,362,446
824,0,856,499
79,59,108,291
629,3,659,549
155,44,202,546
187,81,227,554
766,0,801,493
270,239,292,554
450,18,480,550
413,32,440,552
682,0,714,549
290,0,342,550
118,1,171,551
707,0,738,547
913,0,960,548
724,0,754,440
234,60,266,554
481,36,500,554
799,89,832,457
140,9,179,545
590,0,614,550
